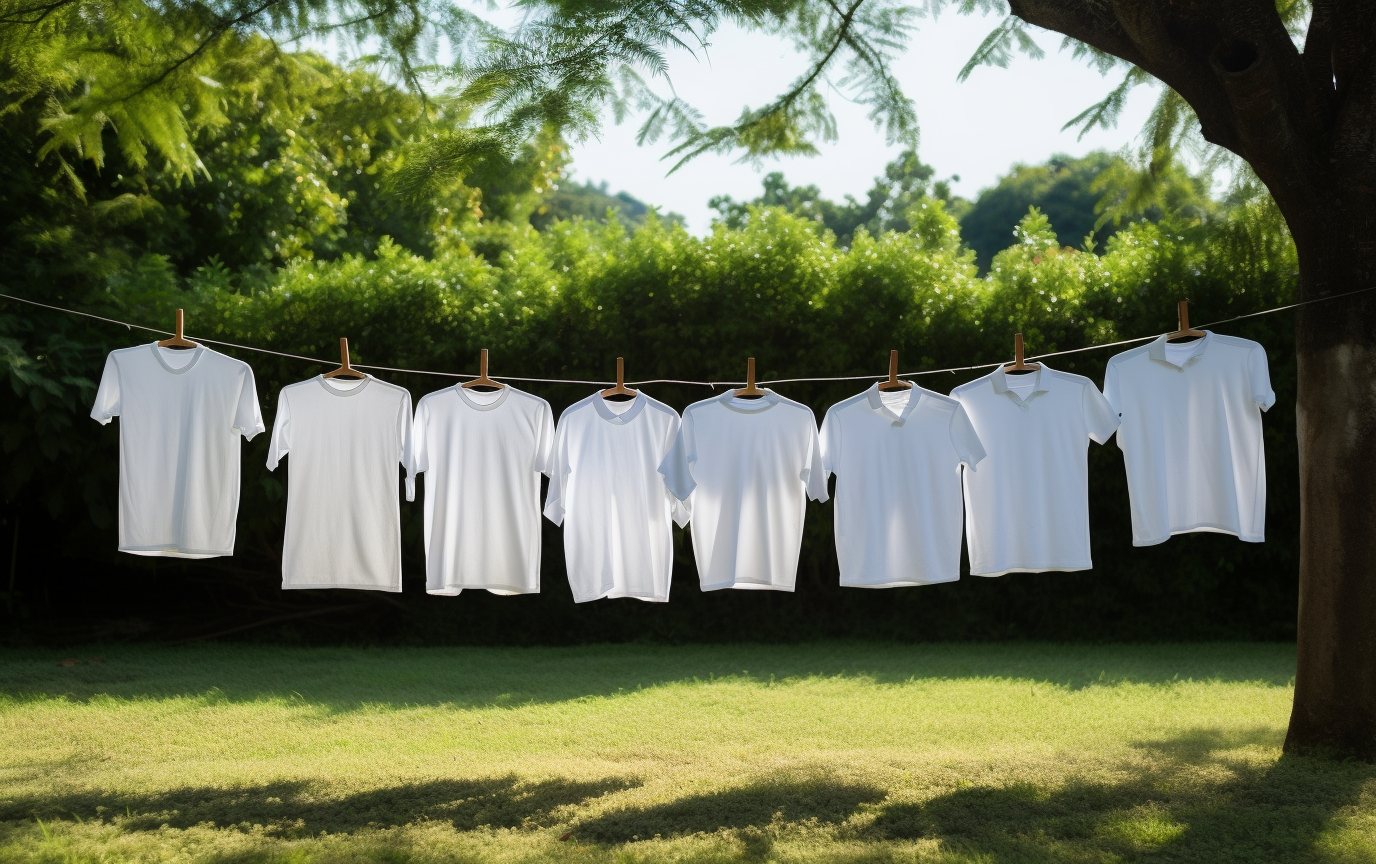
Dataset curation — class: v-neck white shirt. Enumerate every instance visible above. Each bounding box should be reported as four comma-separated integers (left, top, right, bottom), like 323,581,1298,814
412,384,554,595
91,343,264,558
545,391,684,602
659,389,828,592
821,384,986,587
266,375,414,591
953,366,1119,576
1104,331,1275,546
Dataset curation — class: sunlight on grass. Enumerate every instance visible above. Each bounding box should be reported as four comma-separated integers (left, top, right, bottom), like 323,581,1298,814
0,642,1371,863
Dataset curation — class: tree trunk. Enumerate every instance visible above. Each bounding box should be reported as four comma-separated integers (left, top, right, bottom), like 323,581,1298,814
1286,209,1376,759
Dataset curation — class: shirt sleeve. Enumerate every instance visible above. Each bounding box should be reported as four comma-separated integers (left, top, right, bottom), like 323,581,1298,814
534,400,555,476
1250,343,1276,411
1102,359,1122,415
662,410,691,527
234,363,266,440
658,409,697,502
265,388,291,471
90,353,121,425
410,398,429,478
949,403,986,470
1082,381,1120,444
542,410,571,526
802,414,829,503
398,389,415,502
819,406,839,480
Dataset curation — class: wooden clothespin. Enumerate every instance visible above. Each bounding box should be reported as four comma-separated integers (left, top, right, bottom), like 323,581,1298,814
156,309,197,349
877,349,913,391
600,357,637,401
461,348,504,391
323,337,365,379
733,357,766,398
1003,333,1041,375
1167,300,1206,343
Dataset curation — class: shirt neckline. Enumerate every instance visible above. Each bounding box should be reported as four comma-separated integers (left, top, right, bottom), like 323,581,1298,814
865,383,923,425
717,388,781,414
316,374,373,397
990,365,1049,404
454,384,511,411
150,342,206,375
593,392,646,424
1148,330,1213,368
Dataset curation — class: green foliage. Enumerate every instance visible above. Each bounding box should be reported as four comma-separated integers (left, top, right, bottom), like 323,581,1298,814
709,149,949,248
959,151,1213,272
532,179,683,231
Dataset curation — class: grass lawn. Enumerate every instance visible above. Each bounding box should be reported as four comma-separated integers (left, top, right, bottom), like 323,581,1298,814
0,642,1372,863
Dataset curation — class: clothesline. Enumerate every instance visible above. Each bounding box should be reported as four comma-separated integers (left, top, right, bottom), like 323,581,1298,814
3,286,1372,387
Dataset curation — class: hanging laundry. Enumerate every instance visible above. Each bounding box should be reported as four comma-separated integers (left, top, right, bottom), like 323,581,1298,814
1104,332,1274,546
266,374,413,591
659,389,827,592
821,384,985,587
91,342,263,558
953,366,1119,576
411,384,554,595
544,391,685,603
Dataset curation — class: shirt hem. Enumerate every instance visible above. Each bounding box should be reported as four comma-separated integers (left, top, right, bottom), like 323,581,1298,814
700,580,795,592
282,582,402,592
970,562,1093,577
841,577,958,588
1133,524,1264,546
120,545,231,559
427,585,539,596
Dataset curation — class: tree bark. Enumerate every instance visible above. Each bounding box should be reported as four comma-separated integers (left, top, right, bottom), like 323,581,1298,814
1004,0,1376,759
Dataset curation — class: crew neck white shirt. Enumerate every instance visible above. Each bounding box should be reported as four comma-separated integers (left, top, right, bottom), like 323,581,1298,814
821,384,986,587
412,385,554,595
544,392,685,602
91,343,264,557
659,389,828,592
952,366,1119,576
1104,331,1275,546
266,375,414,591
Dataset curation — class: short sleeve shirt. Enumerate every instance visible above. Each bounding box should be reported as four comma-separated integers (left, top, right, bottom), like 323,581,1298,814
659,390,827,592
1104,331,1274,546
544,392,683,602
412,385,554,595
267,375,414,591
91,343,263,558
821,384,985,587
952,366,1119,576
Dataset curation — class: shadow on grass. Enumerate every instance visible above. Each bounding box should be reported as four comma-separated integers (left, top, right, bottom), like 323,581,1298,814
0,775,637,837
575,777,887,844
0,642,1297,711
864,727,1376,862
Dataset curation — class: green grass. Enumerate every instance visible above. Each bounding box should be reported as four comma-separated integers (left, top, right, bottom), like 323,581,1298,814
0,642,1371,863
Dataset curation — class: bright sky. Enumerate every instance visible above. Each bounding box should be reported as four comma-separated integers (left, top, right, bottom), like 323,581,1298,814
558,10,1159,233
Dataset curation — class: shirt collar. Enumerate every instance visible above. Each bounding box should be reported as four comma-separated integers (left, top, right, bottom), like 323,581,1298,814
865,382,922,426
1147,330,1212,367
990,364,1048,397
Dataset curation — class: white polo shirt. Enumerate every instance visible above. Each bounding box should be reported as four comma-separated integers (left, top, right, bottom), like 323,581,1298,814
953,366,1119,576
1104,331,1275,546
544,392,685,603
659,389,828,592
821,384,985,587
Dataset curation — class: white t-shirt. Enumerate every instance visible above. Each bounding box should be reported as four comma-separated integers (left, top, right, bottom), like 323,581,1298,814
544,392,685,602
953,366,1119,576
91,343,264,558
1104,331,1275,546
821,384,986,587
411,385,554,595
266,375,414,591
659,389,828,592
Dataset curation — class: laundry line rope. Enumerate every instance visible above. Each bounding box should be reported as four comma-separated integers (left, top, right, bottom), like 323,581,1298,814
3,285,1373,388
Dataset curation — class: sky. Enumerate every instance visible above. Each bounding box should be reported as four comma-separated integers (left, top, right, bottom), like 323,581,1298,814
555,10,1160,233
